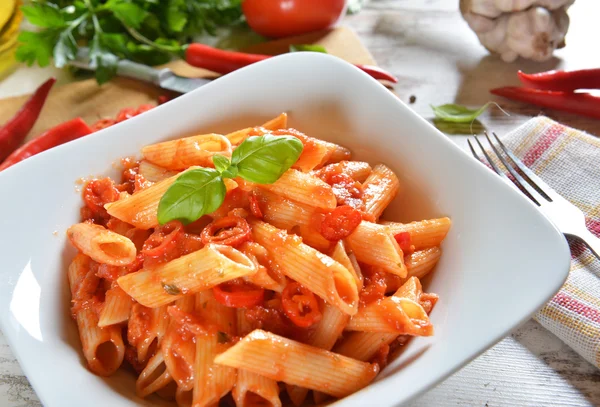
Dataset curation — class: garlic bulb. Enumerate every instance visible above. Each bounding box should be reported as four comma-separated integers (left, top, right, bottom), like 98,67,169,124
460,0,574,62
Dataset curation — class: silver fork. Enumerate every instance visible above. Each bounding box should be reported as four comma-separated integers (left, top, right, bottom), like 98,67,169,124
468,131,600,259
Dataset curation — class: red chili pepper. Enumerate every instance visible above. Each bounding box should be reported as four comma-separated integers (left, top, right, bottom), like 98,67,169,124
394,231,413,253
320,205,362,241
490,87,600,120
213,280,265,308
0,118,93,171
281,282,322,328
0,77,56,162
201,215,252,247
248,191,263,219
184,43,398,83
518,69,600,92
142,221,184,258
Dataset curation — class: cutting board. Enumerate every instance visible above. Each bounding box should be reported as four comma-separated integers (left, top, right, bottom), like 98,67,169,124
0,27,376,143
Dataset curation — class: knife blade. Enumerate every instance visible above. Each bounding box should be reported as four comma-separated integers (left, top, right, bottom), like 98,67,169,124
70,48,211,94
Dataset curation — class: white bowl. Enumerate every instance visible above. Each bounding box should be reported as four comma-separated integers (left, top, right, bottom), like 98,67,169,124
0,53,570,407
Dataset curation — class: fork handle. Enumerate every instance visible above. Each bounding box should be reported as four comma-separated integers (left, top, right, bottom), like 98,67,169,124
571,229,600,260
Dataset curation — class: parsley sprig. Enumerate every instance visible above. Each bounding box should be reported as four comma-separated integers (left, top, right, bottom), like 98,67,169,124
17,0,244,84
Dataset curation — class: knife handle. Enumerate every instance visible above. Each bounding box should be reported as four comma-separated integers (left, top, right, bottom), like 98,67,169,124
116,60,169,85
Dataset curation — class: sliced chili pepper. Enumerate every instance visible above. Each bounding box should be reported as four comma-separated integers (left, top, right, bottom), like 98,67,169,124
135,104,155,115
83,178,120,215
518,69,600,92
142,221,184,258
158,95,170,105
394,231,413,253
200,215,251,247
0,77,55,162
116,107,138,122
184,43,398,83
0,118,93,171
320,205,362,241
248,191,263,219
281,282,322,328
213,280,265,308
91,118,117,132
490,87,600,120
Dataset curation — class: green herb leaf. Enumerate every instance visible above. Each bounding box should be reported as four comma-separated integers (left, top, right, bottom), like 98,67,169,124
158,168,226,225
15,31,57,67
231,135,303,184
53,30,78,68
289,44,327,53
90,33,119,84
430,103,491,123
221,165,238,179
162,282,181,295
105,0,149,29
165,0,188,33
212,154,230,174
21,3,66,28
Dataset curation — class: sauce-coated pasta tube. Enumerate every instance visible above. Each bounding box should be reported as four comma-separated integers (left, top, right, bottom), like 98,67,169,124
98,284,133,327
252,220,359,315
128,303,169,363
142,133,232,170
234,368,282,407
362,164,400,220
256,169,336,210
136,350,173,398
314,161,372,183
226,113,288,145
117,244,257,308
67,223,136,266
138,160,178,182
405,247,442,280
215,330,378,398
68,254,125,376
384,218,451,250
345,221,407,277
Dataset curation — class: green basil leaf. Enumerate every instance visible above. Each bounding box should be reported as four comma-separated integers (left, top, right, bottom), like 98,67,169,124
21,3,66,28
158,168,226,225
212,154,230,174
16,31,57,67
221,165,238,179
166,0,188,33
430,103,491,123
105,0,149,29
232,135,303,184
289,44,327,53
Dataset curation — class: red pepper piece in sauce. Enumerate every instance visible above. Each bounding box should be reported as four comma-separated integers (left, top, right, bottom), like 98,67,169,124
490,87,600,120
200,215,252,247
394,231,414,253
518,69,600,92
281,282,322,328
213,280,265,308
320,205,362,241
0,77,56,162
184,43,398,83
142,221,184,258
248,191,264,219
0,117,93,171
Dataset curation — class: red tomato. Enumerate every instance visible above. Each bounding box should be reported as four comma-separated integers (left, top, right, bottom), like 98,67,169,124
394,231,414,253
242,0,347,38
281,282,322,328
213,280,265,308
142,221,183,258
248,191,263,219
201,215,252,247
320,205,362,241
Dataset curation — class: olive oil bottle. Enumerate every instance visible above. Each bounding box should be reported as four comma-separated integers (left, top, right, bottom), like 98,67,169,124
0,0,22,79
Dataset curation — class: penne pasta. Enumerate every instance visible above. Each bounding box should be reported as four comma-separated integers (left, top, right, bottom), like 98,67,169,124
289,130,349,172
67,223,136,266
314,160,372,183
345,277,433,336
128,303,169,363
215,330,379,398
142,133,232,170
226,113,288,145
405,246,442,280
117,244,257,308
333,331,399,362
234,368,282,407
162,325,196,391
136,349,173,398
68,254,125,376
239,242,287,292
345,221,407,277
255,169,337,210
252,220,358,315
138,160,178,182
98,284,133,327
384,217,452,250
330,240,363,291
362,164,400,220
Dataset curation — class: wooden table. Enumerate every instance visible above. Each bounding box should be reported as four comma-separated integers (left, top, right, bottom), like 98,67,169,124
1,0,600,406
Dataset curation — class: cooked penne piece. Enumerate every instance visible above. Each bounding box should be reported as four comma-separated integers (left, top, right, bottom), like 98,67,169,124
142,133,232,170
138,160,178,182
287,303,350,405
256,169,337,210
384,217,452,250
290,130,349,172
215,330,378,398
128,303,169,363
405,247,442,280
362,164,400,220
68,254,125,376
162,324,196,391
136,349,173,398
345,221,407,277
252,221,358,315
239,242,287,292
333,331,398,362
67,223,136,266
176,387,193,407
234,368,282,407
98,284,133,327
314,160,372,183
330,240,363,291
327,144,352,164
345,277,433,336
226,113,288,145
256,189,330,251
117,244,257,308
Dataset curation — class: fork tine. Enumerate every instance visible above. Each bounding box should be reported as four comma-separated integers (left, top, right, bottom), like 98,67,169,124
492,132,555,201
483,132,546,205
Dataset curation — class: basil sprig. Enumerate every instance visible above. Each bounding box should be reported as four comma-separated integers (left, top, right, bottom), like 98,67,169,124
157,134,303,225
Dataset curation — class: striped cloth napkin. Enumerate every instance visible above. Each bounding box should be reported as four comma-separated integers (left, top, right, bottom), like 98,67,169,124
497,116,600,369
